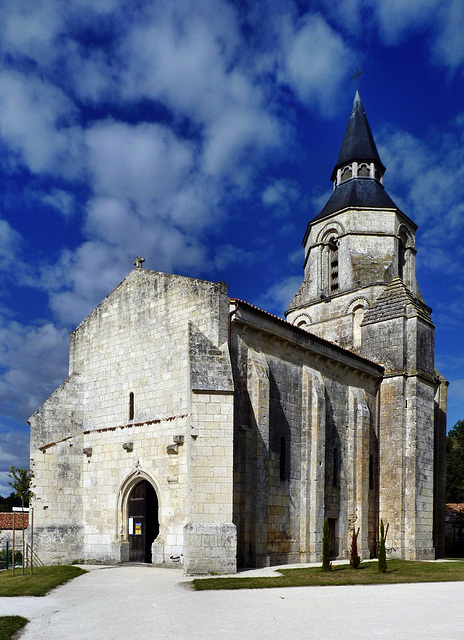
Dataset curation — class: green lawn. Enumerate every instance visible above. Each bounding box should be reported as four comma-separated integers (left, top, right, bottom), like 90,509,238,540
0,616,28,640
193,560,464,590
0,565,87,597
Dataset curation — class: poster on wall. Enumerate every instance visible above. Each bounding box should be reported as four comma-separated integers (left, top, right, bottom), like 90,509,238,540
128,517,134,535
135,522,142,535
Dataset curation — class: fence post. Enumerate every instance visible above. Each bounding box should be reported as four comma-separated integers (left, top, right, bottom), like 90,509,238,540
30,507,34,576
12,511,15,577
22,503,25,575
6,541,8,570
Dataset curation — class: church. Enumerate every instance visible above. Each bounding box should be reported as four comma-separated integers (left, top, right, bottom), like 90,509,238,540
29,92,447,574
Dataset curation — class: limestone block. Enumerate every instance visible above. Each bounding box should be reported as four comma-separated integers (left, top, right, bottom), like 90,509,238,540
183,522,237,575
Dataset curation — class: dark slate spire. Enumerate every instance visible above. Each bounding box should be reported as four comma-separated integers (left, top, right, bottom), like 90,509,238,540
330,90,385,181
310,91,399,224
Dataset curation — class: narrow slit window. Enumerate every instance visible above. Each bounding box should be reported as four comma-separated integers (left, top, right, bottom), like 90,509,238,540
369,454,374,491
129,392,134,421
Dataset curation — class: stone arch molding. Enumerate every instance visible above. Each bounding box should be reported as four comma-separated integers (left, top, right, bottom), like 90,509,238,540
316,220,345,244
116,464,161,542
294,313,312,329
346,297,370,315
396,223,414,248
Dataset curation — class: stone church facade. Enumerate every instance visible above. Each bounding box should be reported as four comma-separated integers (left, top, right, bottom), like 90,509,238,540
29,92,447,574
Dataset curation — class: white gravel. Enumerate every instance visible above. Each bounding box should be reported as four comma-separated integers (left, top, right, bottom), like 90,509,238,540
1,563,463,639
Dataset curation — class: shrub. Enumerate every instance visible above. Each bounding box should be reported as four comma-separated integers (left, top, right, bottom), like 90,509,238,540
378,520,388,573
350,527,361,569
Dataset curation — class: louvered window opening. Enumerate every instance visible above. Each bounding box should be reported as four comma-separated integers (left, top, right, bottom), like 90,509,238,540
329,240,339,293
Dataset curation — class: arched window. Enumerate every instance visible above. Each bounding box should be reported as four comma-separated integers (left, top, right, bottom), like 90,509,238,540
341,166,352,182
352,305,365,348
398,227,411,281
358,163,370,177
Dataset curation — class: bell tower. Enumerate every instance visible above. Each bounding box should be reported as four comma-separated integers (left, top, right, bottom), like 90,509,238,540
286,90,422,351
286,90,447,559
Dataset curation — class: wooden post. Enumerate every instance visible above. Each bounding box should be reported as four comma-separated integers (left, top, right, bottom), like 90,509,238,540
30,507,34,576
22,501,25,575
12,511,15,576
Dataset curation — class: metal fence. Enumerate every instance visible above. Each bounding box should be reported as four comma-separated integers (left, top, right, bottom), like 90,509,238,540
0,543,22,570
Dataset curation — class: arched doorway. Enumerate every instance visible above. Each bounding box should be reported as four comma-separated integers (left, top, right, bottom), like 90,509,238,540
128,480,159,563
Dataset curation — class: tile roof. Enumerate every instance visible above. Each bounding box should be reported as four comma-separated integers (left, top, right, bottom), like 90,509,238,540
0,512,29,530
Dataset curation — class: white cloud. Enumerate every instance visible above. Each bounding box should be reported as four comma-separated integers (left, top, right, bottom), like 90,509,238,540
0,320,69,422
214,245,260,272
377,121,464,237
119,2,243,120
262,179,301,217
279,13,355,116
85,121,194,213
432,0,464,70
318,0,464,72
258,274,303,318
202,105,282,180
367,0,439,44
0,71,82,177
448,379,464,411
0,219,22,272
42,189,76,219
0,431,31,496
0,0,64,65
117,5,284,183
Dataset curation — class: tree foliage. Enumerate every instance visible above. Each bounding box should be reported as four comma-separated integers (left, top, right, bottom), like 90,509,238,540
7,466,35,505
446,420,464,503
0,492,21,512
378,520,388,573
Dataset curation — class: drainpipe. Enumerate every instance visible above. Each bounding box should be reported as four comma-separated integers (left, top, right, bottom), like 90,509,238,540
376,371,384,556
228,300,239,351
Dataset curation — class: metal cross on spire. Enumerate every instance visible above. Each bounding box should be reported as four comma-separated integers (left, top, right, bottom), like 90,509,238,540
351,67,364,90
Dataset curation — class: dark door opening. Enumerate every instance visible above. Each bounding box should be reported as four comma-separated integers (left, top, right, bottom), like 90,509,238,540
128,480,159,563
328,518,339,558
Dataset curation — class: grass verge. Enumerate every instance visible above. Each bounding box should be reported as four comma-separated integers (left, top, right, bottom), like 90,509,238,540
0,616,28,640
192,560,464,591
0,565,87,597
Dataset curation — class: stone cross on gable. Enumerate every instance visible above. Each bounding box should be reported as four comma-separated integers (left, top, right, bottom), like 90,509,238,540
134,256,145,269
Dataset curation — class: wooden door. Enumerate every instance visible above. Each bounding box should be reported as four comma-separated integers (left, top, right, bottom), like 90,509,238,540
128,480,159,562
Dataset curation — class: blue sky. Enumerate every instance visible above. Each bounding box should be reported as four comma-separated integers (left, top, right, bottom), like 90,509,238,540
0,0,463,495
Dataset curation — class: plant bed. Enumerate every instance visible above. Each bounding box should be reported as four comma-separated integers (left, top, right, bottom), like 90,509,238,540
192,560,464,591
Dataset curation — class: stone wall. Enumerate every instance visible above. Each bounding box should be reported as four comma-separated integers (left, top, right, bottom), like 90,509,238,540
30,270,236,573
231,302,381,567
